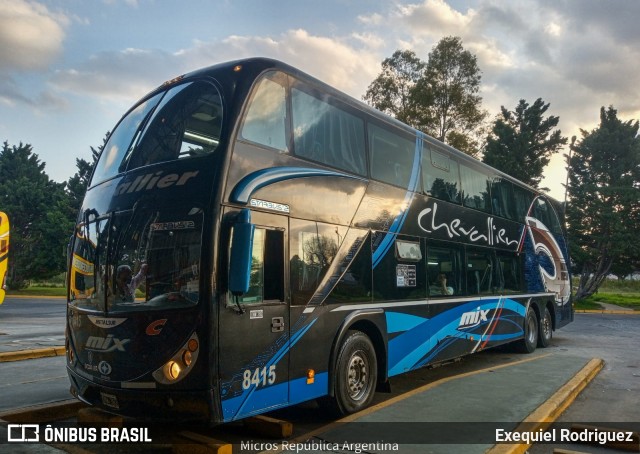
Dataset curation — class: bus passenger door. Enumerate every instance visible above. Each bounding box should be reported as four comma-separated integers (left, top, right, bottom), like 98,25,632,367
218,209,289,422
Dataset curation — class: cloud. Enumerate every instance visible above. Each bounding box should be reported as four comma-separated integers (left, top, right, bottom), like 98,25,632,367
397,0,473,36
0,0,67,72
51,29,382,103
51,48,182,101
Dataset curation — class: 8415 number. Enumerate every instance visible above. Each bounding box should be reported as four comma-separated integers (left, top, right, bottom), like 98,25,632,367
242,365,276,390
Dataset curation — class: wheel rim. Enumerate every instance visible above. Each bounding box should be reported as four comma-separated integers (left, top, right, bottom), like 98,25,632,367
542,313,552,340
347,351,369,401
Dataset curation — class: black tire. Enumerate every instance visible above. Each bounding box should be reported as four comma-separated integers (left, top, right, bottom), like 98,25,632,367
537,306,553,348
330,330,378,415
515,306,538,353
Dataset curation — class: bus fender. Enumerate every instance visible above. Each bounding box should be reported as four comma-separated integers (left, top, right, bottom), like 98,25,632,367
327,309,389,397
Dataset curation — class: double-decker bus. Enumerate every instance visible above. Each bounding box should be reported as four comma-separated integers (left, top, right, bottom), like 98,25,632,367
66,58,573,423
0,212,8,304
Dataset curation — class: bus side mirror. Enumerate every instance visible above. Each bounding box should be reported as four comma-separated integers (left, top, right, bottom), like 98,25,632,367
229,209,255,296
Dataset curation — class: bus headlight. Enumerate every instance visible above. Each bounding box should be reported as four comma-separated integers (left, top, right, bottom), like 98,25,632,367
153,333,199,385
164,361,182,381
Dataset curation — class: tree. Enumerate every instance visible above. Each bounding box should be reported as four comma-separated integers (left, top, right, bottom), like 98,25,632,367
363,38,486,156
67,131,106,215
414,36,487,155
363,50,425,127
483,98,567,189
0,141,72,287
566,107,640,300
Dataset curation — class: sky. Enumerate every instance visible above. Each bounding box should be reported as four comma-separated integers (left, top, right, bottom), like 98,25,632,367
1,0,639,201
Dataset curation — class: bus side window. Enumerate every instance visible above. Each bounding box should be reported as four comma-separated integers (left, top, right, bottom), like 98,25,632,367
240,75,288,152
466,248,500,295
290,220,340,305
426,244,462,297
423,146,461,204
533,197,563,234
491,177,516,220
368,124,414,188
460,164,491,213
497,251,522,293
292,87,366,176
513,185,534,222
236,228,285,305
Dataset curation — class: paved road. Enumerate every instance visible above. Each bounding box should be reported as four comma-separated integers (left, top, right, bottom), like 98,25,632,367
529,312,640,453
0,297,68,412
0,297,66,353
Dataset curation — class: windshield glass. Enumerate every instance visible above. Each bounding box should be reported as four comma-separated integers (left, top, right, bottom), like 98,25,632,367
90,80,223,186
70,206,204,313
91,93,164,186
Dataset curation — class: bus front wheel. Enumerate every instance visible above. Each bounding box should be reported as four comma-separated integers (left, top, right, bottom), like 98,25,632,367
331,330,377,415
515,306,538,353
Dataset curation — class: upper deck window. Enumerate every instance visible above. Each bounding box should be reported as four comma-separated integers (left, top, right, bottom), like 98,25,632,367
461,163,491,213
90,81,223,186
292,88,366,176
368,123,414,187
240,73,288,152
423,146,461,203
532,197,563,234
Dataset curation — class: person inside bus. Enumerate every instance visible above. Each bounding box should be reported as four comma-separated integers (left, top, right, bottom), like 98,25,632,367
115,263,148,302
431,273,454,296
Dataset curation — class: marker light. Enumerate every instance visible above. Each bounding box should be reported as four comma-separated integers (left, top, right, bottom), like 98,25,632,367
182,350,193,367
233,65,243,72
187,338,198,352
306,369,315,385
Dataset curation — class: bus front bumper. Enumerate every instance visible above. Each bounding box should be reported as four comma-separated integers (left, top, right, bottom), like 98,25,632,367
68,367,217,423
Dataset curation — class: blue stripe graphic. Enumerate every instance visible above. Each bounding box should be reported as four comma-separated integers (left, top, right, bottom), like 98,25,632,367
387,298,526,376
230,166,367,204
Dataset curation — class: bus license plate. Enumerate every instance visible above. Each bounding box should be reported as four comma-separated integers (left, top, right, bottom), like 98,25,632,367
100,392,119,409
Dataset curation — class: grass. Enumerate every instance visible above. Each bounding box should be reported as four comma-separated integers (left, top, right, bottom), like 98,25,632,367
7,286,67,297
572,277,640,311
578,293,640,310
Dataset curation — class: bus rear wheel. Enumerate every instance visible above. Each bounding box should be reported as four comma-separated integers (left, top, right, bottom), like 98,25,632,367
537,306,553,348
515,306,538,353
331,330,377,415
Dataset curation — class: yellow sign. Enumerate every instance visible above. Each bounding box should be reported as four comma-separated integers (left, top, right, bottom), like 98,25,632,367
0,212,9,304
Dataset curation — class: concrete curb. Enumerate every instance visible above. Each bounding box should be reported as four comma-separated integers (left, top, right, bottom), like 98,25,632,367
573,309,640,315
486,357,605,454
575,309,639,315
0,399,84,423
0,346,65,362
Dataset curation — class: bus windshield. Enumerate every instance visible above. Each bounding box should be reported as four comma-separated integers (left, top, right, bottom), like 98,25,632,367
90,80,223,186
70,205,203,313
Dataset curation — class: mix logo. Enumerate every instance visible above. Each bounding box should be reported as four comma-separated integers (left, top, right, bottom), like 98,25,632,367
458,307,489,329
85,335,130,352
